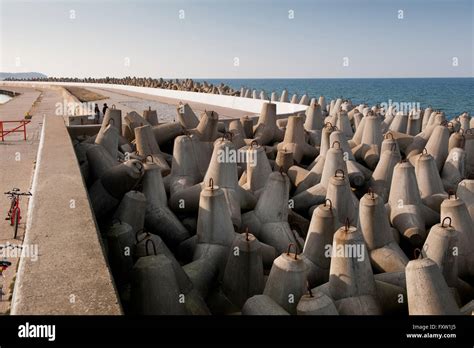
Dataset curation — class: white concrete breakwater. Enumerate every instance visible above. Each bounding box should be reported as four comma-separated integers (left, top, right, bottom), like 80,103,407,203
18,81,473,315
1,81,308,116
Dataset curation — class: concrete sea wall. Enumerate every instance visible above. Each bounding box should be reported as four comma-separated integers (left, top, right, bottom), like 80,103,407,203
11,115,122,315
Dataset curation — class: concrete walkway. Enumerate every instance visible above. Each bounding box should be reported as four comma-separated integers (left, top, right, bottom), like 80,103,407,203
0,86,62,313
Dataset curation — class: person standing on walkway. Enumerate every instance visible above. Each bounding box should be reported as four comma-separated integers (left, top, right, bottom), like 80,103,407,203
102,103,109,117
94,103,100,124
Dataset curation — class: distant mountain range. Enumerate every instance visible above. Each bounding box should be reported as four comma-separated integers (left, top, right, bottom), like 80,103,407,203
0,72,47,80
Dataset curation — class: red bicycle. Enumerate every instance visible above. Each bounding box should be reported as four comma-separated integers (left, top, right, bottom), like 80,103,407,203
4,188,32,239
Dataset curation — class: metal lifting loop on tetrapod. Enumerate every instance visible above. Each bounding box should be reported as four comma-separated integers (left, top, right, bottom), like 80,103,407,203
135,228,149,243
448,190,457,200
286,243,298,260
441,217,452,228
344,218,350,231
307,280,313,298
145,238,157,256
324,199,332,209
413,248,423,259
335,169,345,179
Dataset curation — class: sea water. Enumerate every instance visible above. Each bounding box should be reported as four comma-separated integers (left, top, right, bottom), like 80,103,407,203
200,78,473,119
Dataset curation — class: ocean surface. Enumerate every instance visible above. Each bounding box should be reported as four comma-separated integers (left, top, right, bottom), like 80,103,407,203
200,78,473,119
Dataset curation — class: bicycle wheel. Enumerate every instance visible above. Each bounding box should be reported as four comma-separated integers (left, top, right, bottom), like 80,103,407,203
7,198,16,222
13,209,19,239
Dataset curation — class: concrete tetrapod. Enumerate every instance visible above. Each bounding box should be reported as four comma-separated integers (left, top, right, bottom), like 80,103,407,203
456,180,474,220
370,142,401,203
134,232,175,261
102,104,122,134
448,131,465,153
263,244,308,314
240,116,254,139
95,123,119,159
387,161,437,247
189,110,219,142
325,170,359,226
328,223,382,315
130,252,188,315
113,190,147,235
277,115,318,163
123,111,150,141
193,182,236,276
335,111,353,139
329,131,367,188
274,149,294,173
304,103,324,146
143,106,159,126
134,125,170,175
106,221,135,293
464,130,474,179
299,94,309,105
421,107,432,131
176,102,199,129
241,172,298,253
270,92,277,102
421,218,458,290
297,288,339,315
86,144,118,183
440,195,474,281
458,113,471,131
406,258,460,315
89,159,144,219
168,134,211,197
302,199,338,287
152,121,184,146
403,124,436,159
415,151,448,212
169,138,257,227
222,232,265,308
351,113,382,170
135,236,211,315
239,142,273,198
252,102,284,145
141,162,190,249
407,111,422,136
242,295,290,315
294,141,347,195
441,147,466,192
359,191,408,272
228,121,247,149
389,112,408,134
423,125,450,171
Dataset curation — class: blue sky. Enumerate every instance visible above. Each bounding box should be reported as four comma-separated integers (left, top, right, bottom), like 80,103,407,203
0,0,472,78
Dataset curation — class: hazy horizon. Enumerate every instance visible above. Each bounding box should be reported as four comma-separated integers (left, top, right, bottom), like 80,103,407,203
1,0,472,78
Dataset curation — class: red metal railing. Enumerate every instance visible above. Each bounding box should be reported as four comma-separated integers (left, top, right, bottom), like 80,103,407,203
0,120,31,141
